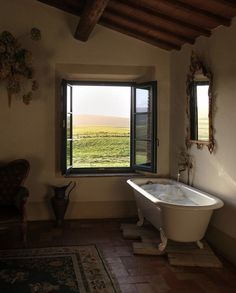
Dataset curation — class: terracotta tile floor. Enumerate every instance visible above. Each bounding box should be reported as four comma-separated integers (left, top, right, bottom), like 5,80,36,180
1,219,236,292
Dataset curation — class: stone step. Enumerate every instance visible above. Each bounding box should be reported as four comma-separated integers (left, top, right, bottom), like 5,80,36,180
133,242,165,256
121,223,222,267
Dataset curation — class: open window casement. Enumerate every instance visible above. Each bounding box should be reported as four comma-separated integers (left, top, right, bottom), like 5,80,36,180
132,81,157,173
61,80,157,175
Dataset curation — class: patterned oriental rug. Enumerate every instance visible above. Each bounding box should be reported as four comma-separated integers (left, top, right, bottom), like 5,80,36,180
0,245,120,293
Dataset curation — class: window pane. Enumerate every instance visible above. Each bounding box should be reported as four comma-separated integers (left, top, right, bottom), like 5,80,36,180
72,85,131,168
133,81,157,173
67,85,71,112
136,88,151,112
135,141,151,166
196,85,209,141
66,140,72,168
135,113,151,140
67,114,71,139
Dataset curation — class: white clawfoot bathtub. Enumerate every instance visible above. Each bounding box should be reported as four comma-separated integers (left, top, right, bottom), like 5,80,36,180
127,178,223,250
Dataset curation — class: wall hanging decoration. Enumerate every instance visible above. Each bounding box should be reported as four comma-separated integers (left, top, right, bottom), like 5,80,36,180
0,28,41,107
185,51,215,153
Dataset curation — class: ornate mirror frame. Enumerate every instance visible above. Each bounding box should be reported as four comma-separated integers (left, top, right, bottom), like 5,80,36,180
186,52,215,153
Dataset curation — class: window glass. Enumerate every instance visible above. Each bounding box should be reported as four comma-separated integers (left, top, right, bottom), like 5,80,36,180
135,141,151,166
67,114,71,139
135,113,151,140
196,84,209,141
72,85,131,168
67,85,71,112
136,88,150,112
66,140,72,168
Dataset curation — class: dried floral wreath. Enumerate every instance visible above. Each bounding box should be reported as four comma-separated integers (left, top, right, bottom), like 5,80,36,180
0,28,41,107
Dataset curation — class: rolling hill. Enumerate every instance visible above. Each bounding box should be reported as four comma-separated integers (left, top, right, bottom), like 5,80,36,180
73,114,130,128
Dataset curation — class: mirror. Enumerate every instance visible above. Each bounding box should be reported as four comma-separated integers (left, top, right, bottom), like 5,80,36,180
186,52,215,153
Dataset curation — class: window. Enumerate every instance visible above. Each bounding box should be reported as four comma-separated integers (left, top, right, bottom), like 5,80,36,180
61,80,157,175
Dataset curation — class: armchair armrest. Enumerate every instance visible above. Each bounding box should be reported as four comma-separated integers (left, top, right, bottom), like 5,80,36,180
14,186,29,212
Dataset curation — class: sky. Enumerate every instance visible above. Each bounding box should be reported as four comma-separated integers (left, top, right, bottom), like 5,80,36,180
72,85,131,118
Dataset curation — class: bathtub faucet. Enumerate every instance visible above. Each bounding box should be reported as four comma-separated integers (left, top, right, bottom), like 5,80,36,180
146,180,154,185
177,165,186,182
177,161,193,184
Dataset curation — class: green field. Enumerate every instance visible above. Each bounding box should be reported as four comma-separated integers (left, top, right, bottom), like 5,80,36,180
72,126,130,168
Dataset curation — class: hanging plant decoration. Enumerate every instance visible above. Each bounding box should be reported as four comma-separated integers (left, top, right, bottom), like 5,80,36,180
0,28,41,107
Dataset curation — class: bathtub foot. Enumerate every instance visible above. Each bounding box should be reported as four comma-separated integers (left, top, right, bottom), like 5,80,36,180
136,208,144,227
158,228,168,252
196,240,204,249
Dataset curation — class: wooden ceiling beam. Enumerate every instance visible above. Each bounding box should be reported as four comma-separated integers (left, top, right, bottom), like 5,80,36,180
213,0,236,9
107,1,198,44
74,0,110,41
116,0,211,38
179,0,236,17
125,0,231,28
160,0,231,26
37,0,236,51
103,8,194,45
100,17,181,51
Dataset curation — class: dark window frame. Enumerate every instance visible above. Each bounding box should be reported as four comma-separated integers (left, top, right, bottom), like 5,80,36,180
61,80,157,175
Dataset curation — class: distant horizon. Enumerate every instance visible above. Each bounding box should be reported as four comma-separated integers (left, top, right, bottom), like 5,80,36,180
73,113,129,118
73,113,130,128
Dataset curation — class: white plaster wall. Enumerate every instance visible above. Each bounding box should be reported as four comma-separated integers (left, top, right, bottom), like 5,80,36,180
0,0,170,220
170,18,236,262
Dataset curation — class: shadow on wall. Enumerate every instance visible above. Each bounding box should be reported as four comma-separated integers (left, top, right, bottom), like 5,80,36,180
61,12,78,40
25,156,46,201
196,152,236,201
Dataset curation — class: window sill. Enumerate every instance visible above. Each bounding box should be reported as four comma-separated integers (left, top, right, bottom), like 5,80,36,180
63,172,142,178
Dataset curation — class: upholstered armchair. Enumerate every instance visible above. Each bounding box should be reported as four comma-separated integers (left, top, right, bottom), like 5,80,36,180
0,159,30,245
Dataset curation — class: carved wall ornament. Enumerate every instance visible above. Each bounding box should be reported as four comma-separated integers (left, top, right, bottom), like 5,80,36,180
0,29,41,107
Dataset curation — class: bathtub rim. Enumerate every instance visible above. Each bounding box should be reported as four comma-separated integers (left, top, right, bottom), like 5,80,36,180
127,177,224,210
